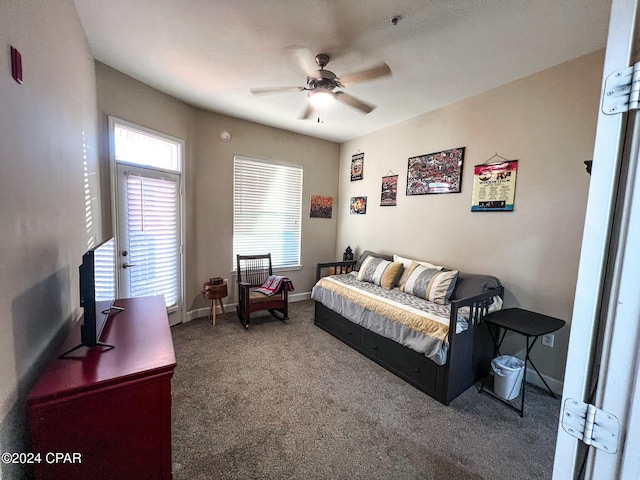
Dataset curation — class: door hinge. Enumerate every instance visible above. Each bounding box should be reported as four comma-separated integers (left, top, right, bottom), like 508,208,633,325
602,62,640,115
561,399,620,453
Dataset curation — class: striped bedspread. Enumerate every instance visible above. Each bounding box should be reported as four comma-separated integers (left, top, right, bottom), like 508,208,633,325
311,273,470,365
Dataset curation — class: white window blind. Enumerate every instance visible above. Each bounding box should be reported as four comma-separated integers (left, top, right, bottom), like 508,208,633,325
233,156,303,270
126,173,179,307
94,238,116,302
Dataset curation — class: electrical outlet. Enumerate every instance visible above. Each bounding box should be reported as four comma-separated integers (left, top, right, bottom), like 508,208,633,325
542,334,555,348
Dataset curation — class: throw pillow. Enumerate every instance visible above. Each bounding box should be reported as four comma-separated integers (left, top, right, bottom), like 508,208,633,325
354,250,394,271
401,262,458,304
357,256,404,290
393,254,444,289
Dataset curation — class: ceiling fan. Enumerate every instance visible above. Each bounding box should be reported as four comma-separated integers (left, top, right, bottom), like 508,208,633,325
250,53,392,119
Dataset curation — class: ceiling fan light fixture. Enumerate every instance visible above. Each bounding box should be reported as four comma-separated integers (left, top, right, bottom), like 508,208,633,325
308,89,335,110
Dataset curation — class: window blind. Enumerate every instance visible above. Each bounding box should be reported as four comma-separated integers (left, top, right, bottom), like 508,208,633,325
233,156,303,270
126,173,179,307
94,238,116,302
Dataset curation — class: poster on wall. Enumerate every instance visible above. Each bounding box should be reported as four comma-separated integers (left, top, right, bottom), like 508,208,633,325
309,195,333,218
350,196,367,214
380,175,398,206
351,152,364,181
406,147,465,195
471,160,518,211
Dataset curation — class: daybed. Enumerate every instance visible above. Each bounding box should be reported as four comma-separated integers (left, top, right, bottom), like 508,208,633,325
311,251,504,406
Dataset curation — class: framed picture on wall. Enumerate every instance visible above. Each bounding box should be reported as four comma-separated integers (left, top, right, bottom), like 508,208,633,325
309,195,333,218
406,147,465,195
350,196,367,214
471,160,518,211
380,175,398,206
351,152,364,181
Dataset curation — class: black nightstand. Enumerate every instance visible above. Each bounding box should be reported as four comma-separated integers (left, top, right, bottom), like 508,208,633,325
480,308,566,417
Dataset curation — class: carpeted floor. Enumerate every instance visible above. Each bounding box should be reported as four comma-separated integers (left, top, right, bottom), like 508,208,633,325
170,299,560,480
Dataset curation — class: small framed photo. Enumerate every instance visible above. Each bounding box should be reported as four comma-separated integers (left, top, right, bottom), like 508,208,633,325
350,196,367,214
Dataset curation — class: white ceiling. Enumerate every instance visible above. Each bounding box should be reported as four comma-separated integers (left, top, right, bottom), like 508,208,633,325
74,0,611,143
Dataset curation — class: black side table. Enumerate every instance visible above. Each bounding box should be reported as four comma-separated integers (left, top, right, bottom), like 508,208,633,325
480,308,566,417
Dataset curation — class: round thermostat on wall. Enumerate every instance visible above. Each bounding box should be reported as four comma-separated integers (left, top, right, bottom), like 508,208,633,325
220,131,231,141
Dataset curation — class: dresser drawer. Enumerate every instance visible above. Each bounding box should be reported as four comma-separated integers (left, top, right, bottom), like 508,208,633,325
315,306,363,349
363,330,439,394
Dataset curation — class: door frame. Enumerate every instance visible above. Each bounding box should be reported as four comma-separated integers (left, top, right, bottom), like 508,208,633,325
108,116,186,325
553,1,639,478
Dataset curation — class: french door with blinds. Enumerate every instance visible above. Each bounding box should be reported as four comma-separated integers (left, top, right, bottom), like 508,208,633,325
111,118,184,326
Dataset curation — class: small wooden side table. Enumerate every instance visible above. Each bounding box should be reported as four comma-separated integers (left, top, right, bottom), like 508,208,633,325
202,281,228,326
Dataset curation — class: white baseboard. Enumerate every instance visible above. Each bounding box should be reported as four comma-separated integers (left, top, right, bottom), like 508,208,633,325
525,367,564,396
185,291,311,323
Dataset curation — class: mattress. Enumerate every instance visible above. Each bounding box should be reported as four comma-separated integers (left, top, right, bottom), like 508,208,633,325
311,273,471,365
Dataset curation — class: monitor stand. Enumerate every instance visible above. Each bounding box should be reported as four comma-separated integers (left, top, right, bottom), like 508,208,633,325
58,306,124,359
58,341,115,359
102,306,125,315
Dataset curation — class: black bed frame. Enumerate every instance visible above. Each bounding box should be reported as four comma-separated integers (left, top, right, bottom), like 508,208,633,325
314,261,504,406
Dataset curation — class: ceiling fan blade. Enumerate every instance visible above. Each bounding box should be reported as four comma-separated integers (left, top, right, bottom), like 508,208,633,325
250,86,304,95
298,103,315,120
339,62,392,86
285,46,318,77
334,91,375,114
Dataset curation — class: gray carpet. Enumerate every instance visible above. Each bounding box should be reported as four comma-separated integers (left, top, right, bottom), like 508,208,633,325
170,300,560,480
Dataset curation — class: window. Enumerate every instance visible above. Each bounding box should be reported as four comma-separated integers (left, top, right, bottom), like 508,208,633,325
233,155,303,270
114,123,181,172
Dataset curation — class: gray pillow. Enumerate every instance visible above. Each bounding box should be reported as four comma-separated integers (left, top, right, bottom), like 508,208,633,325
401,263,458,305
354,250,393,271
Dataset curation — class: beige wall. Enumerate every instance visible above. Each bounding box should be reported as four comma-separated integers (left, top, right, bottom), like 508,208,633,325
192,111,340,312
0,0,99,462
338,51,604,384
94,64,341,317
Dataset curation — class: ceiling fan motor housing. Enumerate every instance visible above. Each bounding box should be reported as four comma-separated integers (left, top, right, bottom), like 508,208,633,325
307,69,341,91
250,50,389,117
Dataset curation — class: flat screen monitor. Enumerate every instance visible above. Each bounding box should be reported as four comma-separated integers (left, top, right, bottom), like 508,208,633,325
82,237,117,346
60,237,120,358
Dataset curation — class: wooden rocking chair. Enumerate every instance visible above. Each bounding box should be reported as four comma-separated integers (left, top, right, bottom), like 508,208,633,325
236,254,289,329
